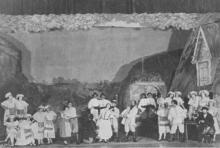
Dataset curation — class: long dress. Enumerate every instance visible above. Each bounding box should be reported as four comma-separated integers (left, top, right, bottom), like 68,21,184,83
208,107,220,135
44,111,57,138
15,120,34,146
1,98,17,122
97,108,113,141
33,111,46,140
59,111,71,138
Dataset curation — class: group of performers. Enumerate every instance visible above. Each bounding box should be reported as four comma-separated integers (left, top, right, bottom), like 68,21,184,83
1,89,220,146
1,92,78,146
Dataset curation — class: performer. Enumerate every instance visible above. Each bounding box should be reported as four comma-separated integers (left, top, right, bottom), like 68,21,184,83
16,114,35,146
196,106,214,142
67,102,79,144
157,93,165,108
164,91,174,108
31,119,39,145
157,103,170,141
138,93,156,113
4,115,19,146
60,106,72,145
1,92,17,123
44,105,57,144
33,105,46,145
121,100,139,142
110,99,120,142
188,91,200,120
168,100,187,142
88,92,110,123
15,94,29,118
198,90,210,111
173,91,184,107
97,103,113,143
208,101,220,142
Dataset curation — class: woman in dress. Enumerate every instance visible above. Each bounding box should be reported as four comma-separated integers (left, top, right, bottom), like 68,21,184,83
60,106,72,144
208,100,220,142
44,105,57,144
33,105,46,145
1,92,17,122
97,103,113,143
15,94,29,118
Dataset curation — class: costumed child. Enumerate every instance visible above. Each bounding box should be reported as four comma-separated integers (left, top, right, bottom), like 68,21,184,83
44,105,57,144
4,115,19,146
157,103,170,141
33,105,46,145
31,119,39,145
110,99,120,142
188,91,200,120
198,90,210,111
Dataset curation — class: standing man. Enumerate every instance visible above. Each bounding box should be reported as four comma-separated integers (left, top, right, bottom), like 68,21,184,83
110,99,120,142
168,100,187,142
67,101,80,144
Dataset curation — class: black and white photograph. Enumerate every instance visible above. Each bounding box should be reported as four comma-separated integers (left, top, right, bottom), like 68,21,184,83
0,0,220,147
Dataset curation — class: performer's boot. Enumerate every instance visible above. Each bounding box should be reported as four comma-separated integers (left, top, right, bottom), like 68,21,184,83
75,133,80,144
132,132,137,142
111,132,115,142
126,133,129,142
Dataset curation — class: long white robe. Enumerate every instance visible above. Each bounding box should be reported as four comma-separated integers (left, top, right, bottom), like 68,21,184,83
1,98,17,122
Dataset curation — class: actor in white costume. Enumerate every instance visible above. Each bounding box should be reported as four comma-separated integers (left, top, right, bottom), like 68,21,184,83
1,92,17,122
121,100,138,142
4,115,19,146
67,101,79,144
97,103,113,142
15,94,29,118
138,93,156,113
33,105,46,145
44,105,57,144
168,100,187,142
110,99,120,141
88,92,110,122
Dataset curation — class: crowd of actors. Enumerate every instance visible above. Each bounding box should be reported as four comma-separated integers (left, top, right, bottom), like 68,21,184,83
1,89,220,146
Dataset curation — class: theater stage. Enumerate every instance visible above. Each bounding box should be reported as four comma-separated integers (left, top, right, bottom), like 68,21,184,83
1,136,219,148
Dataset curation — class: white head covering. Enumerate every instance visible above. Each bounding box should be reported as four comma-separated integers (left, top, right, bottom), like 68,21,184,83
190,91,197,96
16,94,24,99
26,114,32,118
168,91,175,96
199,90,209,96
175,91,182,96
5,92,12,98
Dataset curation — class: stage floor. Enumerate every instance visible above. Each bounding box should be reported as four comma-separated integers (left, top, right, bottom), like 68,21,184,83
2,136,219,148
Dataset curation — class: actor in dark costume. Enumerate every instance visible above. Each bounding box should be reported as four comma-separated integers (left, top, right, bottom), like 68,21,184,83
196,106,215,143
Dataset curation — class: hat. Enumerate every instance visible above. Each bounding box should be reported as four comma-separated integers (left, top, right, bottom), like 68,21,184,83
16,94,24,99
26,114,32,118
38,105,44,109
175,91,182,96
5,92,12,98
202,106,209,110
111,99,117,103
199,90,209,96
190,91,197,96
168,91,175,95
